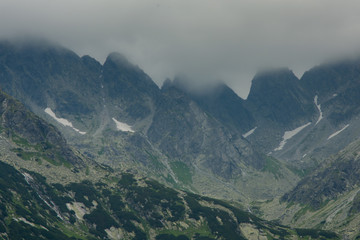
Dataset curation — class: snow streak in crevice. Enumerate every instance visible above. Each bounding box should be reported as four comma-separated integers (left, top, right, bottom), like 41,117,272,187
242,127,257,138
328,124,349,140
314,95,323,125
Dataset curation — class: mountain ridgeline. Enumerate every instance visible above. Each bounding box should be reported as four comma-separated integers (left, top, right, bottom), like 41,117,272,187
0,40,296,201
3,40,360,239
0,78,337,239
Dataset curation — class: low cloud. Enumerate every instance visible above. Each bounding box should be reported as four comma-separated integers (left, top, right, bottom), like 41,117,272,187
1,0,360,98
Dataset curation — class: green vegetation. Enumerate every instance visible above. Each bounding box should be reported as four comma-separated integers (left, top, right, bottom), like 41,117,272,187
157,223,214,239
146,150,165,170
295,228,338,239
262,156,283,179
11,134,31,147
293,205,314,222
170,161,193,185
287,164,313,178
9,133,73,167
0,158,340,239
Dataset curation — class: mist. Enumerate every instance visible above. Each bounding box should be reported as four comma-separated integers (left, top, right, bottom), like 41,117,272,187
1,0,360,98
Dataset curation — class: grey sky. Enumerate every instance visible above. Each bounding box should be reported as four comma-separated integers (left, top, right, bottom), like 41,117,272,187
1,0,360,98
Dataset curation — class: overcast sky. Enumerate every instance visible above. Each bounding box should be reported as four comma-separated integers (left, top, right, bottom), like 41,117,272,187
1,0,360,98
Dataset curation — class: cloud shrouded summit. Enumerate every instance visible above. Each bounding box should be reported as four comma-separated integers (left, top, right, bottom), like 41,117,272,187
1,0,360,98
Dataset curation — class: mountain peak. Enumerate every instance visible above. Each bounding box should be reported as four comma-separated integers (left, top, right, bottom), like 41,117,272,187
247,68,300,100
251,68,298,86
246,68,315,126
105,52,138,70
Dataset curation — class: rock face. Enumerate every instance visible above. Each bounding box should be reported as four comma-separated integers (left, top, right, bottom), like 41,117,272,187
301,59,360,126
2,39,360,203
0,86,336,239
0,40,101,116
257,139,360,239
240,62,360,169
1,40,295,202
148,83,264,178
3,39,360,238
0,89,83,167
169,78,255,132
102,52,160,120
282,139,360,209
246,68,315,127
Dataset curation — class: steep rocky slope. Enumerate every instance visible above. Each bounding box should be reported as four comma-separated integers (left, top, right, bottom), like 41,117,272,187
0,89,83,168
0,88,334,240
258,138,360,239
0,40,299,202
2,39,360,206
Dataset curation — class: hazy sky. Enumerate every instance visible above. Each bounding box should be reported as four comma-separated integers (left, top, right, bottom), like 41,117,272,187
1,0,360,98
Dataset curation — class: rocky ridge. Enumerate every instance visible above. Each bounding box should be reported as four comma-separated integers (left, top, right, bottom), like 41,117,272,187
0,87,334,239
0,40,299,202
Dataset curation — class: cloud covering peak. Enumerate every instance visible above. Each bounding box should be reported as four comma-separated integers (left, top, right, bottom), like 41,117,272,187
1,0,360,98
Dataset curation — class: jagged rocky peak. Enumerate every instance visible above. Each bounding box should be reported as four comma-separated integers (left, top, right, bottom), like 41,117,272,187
81,54,102,70
247,68,300,100
0,39,103,117
301,58,360,98
161,77,255,131
103,51,160,97
105,52,139,70
246,68,315,126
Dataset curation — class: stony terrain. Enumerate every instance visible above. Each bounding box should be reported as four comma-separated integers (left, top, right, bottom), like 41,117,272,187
3,39,360,238
0,88,334,239
0,40,299,202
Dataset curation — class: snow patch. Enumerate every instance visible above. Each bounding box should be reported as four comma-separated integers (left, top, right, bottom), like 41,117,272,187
243,127,257,138
327,124,349,140
302,154,307,158
274,122,311,151
333,93,338,97
45,108,86,135
112,118,134,133
314,95,323,125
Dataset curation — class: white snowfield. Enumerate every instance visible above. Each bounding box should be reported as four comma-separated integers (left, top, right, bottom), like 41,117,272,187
274,122,311,151
314,95,323,125
328,124,349,140
45,108,86,135
112,118,134,133
242,127,257,138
